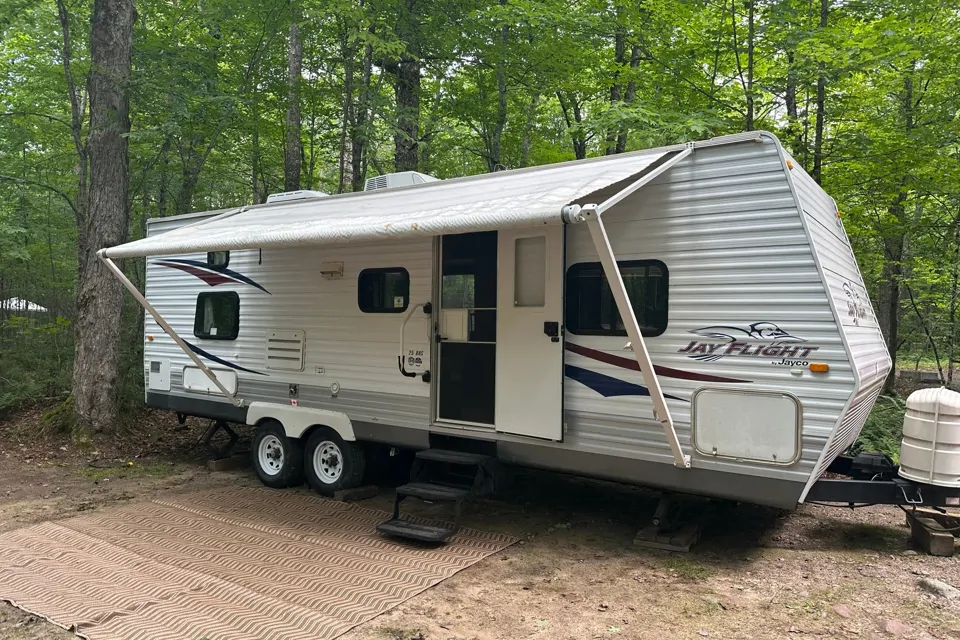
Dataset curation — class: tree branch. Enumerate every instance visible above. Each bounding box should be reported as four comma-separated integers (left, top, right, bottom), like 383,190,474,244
55,0,85,160
904,282,945,384
0,175,80,221
0,111,73,129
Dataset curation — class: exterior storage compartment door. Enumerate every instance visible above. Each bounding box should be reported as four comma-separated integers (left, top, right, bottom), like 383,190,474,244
495,227,564,440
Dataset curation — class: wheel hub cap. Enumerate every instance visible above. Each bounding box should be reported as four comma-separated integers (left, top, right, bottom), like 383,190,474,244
258,435,284,476
314,441,343,484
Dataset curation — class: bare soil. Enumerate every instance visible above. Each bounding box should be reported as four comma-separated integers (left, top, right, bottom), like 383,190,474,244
1,411,958,640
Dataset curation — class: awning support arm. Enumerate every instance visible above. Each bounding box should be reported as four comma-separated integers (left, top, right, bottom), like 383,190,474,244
597,145,694,215
580,211,689,468
98,252,244,407
565,146,693,469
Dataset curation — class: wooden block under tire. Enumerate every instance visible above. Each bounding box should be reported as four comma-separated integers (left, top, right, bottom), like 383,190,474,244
908,512,956,557
207,455,249,472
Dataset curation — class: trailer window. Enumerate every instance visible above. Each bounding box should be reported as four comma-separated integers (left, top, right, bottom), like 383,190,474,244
207,251,229,268
358,268,410,313
193,292,240,340
565,260,668,337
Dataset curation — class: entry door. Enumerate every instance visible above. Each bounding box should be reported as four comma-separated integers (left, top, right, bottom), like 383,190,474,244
495,226,564,440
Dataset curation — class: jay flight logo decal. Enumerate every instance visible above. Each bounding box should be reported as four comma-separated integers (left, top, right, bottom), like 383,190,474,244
677,321,820,366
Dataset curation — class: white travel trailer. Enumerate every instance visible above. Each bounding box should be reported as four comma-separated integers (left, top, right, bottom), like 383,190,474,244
103,131,898,541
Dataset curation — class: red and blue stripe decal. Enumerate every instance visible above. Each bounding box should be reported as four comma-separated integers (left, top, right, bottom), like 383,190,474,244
184,341,267,376
564,342,749,400
156,259,270,294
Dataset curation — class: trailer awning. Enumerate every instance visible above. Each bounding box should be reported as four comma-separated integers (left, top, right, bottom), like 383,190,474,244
102,147,680,259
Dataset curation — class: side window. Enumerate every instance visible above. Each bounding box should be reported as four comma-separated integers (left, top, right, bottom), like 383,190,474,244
441,274,475,309
358,268,410,313
207,251,229,268
194,292,240,340
565,260,668,337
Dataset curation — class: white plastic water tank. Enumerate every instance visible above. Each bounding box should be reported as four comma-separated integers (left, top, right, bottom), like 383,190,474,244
899,387,960,487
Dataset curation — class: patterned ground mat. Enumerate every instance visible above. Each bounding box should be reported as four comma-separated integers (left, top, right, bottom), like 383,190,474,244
0,486,516,640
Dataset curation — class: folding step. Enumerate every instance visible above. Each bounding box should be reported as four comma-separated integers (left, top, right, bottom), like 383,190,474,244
396,482,470,502
415,449,492,466
377,449,499,544
376,518,457,543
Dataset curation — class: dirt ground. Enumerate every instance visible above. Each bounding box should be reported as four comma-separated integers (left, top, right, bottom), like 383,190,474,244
1,411,959,640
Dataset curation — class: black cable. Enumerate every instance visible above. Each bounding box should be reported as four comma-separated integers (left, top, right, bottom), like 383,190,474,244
807,501,878,508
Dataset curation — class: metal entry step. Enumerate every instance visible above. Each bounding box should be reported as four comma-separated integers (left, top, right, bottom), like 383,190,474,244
376,518,457,543
415,449,493,466
377,448,498,544
396,482,471,502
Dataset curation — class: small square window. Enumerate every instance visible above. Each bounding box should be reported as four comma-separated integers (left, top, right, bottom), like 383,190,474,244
358,268,410,313
194,292,239,340
207,251,229,268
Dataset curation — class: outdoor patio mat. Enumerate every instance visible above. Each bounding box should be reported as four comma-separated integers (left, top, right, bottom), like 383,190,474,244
0,486,516,640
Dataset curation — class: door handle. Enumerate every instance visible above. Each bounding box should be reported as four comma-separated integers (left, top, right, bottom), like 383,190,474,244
543,322,560,342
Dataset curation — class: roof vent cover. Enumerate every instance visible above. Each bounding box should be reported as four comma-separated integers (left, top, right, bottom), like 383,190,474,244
364,171,438,192
265,190,328,204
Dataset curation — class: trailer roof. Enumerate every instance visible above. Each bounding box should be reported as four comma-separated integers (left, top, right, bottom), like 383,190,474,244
102,146,687,259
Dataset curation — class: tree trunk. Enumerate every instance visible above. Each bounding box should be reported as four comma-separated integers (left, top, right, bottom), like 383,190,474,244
557,92,587,160
73,0,135,433
284,4,302,192
158,135,170,216
785,50,804,158
519,93,539,168
392,0,420,172
879,225,904,394
393,56,420,172
251,85,262,203
745,0,755,131
616,44,641,153
176,153,200,215
948,207,960,386
350,36,375,192
338,21,354,193
605,28,626,155
812,0,828,184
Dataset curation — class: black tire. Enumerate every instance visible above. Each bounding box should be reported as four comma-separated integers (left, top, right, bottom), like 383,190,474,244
250,420,304,488
304,427,367,496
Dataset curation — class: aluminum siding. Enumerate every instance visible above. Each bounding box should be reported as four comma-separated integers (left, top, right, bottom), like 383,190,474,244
563,137,854,487
784,155,892,500
143,221,433,428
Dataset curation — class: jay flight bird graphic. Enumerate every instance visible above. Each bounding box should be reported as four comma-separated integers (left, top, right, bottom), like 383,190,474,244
686,321,805,362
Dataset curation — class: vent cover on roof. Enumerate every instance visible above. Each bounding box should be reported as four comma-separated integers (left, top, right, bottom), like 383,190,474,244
364,171,438,192
265,190,328,204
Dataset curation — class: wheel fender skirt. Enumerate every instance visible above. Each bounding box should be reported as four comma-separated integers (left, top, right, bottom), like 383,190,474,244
246,402,356,441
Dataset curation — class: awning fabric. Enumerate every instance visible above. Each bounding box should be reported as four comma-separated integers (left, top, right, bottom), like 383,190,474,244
103,147,675,259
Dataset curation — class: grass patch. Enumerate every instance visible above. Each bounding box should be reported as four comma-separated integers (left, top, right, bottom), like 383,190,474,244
379,628,425,640
786,586,846,615
851,395,905,463
680,596,724,617
658,554,714,580
809,520,903,551
80,461,176,481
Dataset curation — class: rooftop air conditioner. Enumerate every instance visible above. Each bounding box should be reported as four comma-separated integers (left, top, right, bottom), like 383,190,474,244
364,171,438,192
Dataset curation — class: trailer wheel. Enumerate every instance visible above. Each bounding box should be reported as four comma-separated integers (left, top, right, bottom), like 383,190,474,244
251,420,304,488
304,427,367,496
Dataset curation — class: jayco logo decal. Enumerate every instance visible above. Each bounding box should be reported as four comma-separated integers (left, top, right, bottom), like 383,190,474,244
677,322,820,366
842,281,868,326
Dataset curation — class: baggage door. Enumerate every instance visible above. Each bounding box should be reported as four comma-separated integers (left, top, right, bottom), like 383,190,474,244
495,226,564,440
